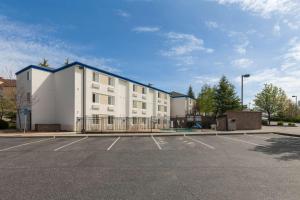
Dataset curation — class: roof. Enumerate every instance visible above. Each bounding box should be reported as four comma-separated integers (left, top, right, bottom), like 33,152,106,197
0,77,16,87
15,62,170,94
170,91,196,100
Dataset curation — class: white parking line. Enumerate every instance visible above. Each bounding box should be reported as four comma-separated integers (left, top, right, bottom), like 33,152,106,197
107,137,120,151
184,136,215,149
151,135,162,150
219,135,265,147
54,137,88,151
0,138,53,152
246,134,271,140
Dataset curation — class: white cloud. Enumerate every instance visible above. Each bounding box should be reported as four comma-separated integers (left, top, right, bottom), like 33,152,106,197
281,37,300,70
132,26,160,33
273,24,281,36
216,0,299,18
240,67,300,97
205,21,219,29
229,31,250,55
161,32,214,57
115,9,131,18
0,15,118,76
193,75,220,85
232,58,253,68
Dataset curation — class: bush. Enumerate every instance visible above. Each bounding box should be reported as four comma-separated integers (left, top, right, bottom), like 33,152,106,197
262,120,268,126
288,122,296,127
277,121,284,126
0,119,9,129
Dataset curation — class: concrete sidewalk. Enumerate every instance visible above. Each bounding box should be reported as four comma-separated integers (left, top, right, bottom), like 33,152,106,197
0,126,283,138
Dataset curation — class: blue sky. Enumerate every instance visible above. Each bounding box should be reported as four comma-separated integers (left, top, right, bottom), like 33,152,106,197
1,0,300,106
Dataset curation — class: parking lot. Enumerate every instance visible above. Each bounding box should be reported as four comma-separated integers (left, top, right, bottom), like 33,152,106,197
0,133,300,200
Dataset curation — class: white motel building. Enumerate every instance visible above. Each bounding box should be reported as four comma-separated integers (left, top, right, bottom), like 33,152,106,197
16,62,171,132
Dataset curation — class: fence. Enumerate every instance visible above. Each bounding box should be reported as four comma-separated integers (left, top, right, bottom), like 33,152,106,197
76,116,170,133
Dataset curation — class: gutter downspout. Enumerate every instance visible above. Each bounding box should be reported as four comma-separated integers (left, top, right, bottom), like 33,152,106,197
80,66,86,134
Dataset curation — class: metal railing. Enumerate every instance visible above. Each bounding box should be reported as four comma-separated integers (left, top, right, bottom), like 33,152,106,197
76,116,170,133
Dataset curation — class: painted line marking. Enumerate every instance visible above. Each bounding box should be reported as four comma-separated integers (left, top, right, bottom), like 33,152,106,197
151,135,162,150
219,136,265,147
0,138,53,152
54,137,88,151
107,137,120,151
246,134,271,140
184,136,215,149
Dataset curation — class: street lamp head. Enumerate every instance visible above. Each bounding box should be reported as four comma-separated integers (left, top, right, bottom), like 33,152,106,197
292,95,297,97
242,74,250,78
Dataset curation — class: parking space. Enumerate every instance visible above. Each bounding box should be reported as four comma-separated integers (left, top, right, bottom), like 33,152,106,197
1,133,300,200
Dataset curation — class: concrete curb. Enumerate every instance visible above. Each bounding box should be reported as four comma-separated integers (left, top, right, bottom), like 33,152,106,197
273,132,300,138
0,131,275,138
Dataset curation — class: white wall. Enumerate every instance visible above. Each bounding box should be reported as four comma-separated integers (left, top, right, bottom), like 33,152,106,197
54,67,76,131
31,69,56,128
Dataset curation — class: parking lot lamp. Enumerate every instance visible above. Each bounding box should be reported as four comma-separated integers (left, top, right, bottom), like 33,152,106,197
241,74,250,109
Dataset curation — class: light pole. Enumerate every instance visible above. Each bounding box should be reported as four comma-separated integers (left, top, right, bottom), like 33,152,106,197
292,95,298,107
241,74,250,109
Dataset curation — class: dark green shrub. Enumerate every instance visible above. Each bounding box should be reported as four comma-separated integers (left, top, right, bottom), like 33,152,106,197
0,119,9,129
288,122,296,127
277,121,284,126
262,120,268,126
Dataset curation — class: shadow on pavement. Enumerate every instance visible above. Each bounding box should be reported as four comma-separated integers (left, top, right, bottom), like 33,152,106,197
253,136,300,161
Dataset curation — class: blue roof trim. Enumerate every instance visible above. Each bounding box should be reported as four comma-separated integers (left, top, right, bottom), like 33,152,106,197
15,65,54,75
172,95,196,100
15,61,170,94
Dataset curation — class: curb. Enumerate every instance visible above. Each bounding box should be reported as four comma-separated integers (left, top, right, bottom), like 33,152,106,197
0,131,275,138
273,132,300,138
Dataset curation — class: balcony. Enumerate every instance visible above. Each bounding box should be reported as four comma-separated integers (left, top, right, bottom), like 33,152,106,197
92,83,100,89
107,106,114,112
92,105,100,110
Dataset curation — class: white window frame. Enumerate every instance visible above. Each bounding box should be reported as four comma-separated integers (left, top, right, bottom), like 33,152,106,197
92,93,100,103
92,72,99,82
108,96,115,105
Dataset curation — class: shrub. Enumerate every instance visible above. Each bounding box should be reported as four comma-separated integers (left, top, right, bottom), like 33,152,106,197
0,119,9,129
277,121,284,126
288,122,296,127
262,120,268,126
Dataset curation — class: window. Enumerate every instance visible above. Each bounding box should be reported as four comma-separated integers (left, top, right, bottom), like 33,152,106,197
164,94,168,100
164,106,167,112
92,72,99,82
108,77,114,86
158,105,161,111
108,116,114,124
142,87,146,94
92,115,100,124
133,100,138,108
26,92,31,103
92,93,100,103
142,102,146,109
133,85,137,92
27,71,30,80
108,96,115,105
158,92,161,98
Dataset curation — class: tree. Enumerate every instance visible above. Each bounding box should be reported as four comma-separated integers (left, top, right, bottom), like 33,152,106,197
39,59,49,67
187,85,195,99
254,84,287,125
197,84,215,116
64,58,70,65
214,76,241,116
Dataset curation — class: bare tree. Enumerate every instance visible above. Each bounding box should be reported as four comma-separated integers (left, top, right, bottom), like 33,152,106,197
15,86,38,129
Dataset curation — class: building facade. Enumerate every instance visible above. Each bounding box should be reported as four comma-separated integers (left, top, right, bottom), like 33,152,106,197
16,62,170,132
0,77,16,100
170,92,196,118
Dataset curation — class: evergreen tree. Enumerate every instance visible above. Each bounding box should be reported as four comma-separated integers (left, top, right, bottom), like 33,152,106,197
64,58,70,65
39,59,49,67
187,85,195,99
214,76,240,116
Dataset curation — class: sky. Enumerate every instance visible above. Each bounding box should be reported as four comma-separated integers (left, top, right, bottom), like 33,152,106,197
1,0,300,107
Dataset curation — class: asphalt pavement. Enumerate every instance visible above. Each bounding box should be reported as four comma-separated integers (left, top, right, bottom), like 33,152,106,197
0,133,300,200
